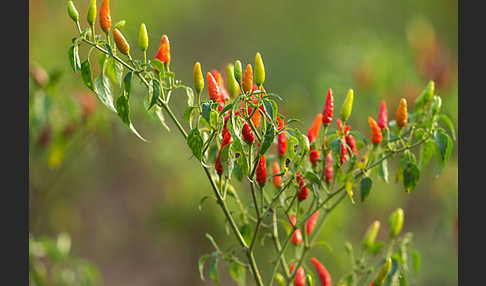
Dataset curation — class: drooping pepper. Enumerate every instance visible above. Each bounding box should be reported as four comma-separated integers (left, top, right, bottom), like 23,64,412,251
289,264,306,286
309,146,320,165
138,23,149,51
289,216,303,244
99,0,111,33
322,88,334,125
307,114,323,143
277,116,287,157
340,138,347,164
306,210,320,235
296,172,308,201
242,64,254,93
215,132,232,175
368,117,382,145
256,155,267,187
324,152,333,182
207,72,221,102
254,52,265,87
340,89,354,122
155,35,171,65
345,134,358,156
396,98,408,128
241,122,255,144
310,257,332,286
113,28,130,55
273,162,282,188
193,62,204,95
377,100,388,129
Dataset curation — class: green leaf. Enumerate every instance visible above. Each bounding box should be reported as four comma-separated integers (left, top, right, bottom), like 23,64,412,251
434,130,453,174
232,137,248,176
360,177,372,202
208,256,220,286
263,99,277,122
106,57,123,87
93,75,116,112
439,114,456,140
198,254,211,281
376,156,389,183
330,138,342,159
184,106,198,129
147,79,161,110
403,161,420,193
202,102,212,123
418,140,435,169
187,128,204,161
219,103,233,116
115,95,147,141
313,240,333,252
286,133,299,160
185,87,195,106
68,45,80,72
210,110,219,128
151,58,164,72
291,128,310,155
258,123,275,155
304,171,321,186
349,130,368,145
123,72,133,99
80,60,94,91
145,96,170,132
412,249,421,276
240,223,253,245
230,262,246,286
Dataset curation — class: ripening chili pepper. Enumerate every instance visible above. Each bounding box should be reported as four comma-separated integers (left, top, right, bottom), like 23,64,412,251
207,72,221,102
389,208,404,238
368,117,382,145
211,70,230,104
289,216,303,245
343,125,350,136
336,119,344,134
373,258,392,286
222,113,231,139
67,1,79,22
377,100,388,129
306,210,320,235
99,0,111,33
138,23,149,51
256,155,267,187
242,64,254,93
87,0,97,26
296,172,308,201
340,138,347,164
322,88,334,125
363,220,380,249
226,64,240,97
273,162,282,188
396,98,408,128
255,52,265,87
155,35,171,65
325,152,333,182
215,132,232,175
113,28,130,55
345,134,358,156
307,114,323,143
309,146,320,165
310,257,332,286
242,122,255,144
247,95,262,127
340,89,354,122
193,62,204,95
414,80,435,108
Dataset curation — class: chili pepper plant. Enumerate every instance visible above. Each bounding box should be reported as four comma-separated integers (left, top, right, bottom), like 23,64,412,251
65,1,455,285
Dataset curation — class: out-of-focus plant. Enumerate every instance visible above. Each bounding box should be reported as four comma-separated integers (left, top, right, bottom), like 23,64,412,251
65,1,455,285
29,233,100,286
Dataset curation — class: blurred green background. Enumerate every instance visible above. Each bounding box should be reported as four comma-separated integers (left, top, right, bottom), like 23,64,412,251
29,0,457,285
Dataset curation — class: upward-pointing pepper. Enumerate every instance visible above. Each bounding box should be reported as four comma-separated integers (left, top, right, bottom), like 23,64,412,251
155,35,171,65
242,64,254,94
340,89,354,122
254,52,265,87
322,88,334,125
396,98,408,128
99,0,111,33
113,28,130,55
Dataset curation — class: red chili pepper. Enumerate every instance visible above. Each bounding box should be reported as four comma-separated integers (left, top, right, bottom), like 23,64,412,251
309,145,320,165
339,138,347,164
345,134,358,155
325,152,333,182
296,172,308,201
322,88,334,125
222,113,230,139
99,0,111,33
211,70,230,105
290,264,306,286
289,216,303,244
310,257,332,286
273,162,282,188
307,114,323,143
242,122,255,144
207,72,221,102
306,210,320,235
256,155,267,187
277,116,287,157
336,119,343,133
215,132,232,175
368,116,382,145
377,100,388,129
155,35,171,65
